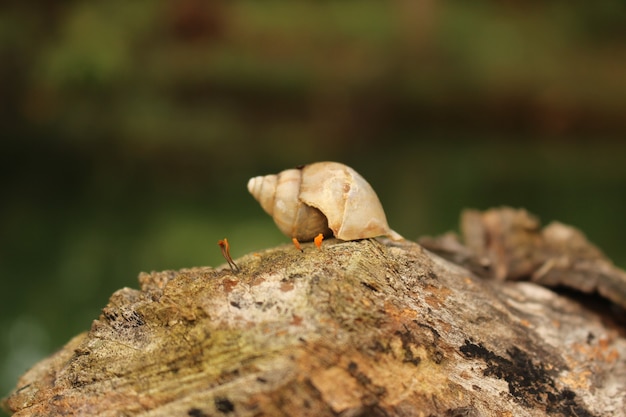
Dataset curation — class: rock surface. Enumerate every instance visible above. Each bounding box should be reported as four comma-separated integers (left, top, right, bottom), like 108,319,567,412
4,237,626,416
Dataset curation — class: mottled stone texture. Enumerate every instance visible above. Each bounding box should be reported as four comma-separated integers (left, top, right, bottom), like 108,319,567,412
4,237,625,416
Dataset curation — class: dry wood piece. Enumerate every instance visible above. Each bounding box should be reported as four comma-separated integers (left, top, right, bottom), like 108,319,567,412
461,207,546,281
421,206,626,310
4,237,625,416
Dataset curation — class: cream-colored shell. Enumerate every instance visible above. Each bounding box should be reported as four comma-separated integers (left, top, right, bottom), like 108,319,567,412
247,161,402,241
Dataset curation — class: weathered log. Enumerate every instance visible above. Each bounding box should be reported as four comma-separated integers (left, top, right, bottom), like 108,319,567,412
420,207,626,310
4,235,626,416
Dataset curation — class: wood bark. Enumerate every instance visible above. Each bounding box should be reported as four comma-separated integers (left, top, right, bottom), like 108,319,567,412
4,209,626,416
420,207,626,310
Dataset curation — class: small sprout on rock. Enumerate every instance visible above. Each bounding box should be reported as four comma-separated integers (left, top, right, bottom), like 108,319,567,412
218,238,240,273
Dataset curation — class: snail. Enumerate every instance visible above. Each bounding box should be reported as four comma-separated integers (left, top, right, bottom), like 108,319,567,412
247,161,403,242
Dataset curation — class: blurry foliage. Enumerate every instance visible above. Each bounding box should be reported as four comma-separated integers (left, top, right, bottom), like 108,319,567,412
6,0,626,149
2,0,626,410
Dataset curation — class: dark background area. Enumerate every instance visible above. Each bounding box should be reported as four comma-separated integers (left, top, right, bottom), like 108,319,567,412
2,1,626,410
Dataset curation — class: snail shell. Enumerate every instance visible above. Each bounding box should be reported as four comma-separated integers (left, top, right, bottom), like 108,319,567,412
247,161,402,241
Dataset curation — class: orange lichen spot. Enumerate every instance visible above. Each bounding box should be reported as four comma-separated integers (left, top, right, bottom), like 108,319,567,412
606,349,620,363
250,276,266,286
314,233,324,249
222,278,239,293
292,237,303,252
559,369,591,390
218,238,240,273
599,337,610,350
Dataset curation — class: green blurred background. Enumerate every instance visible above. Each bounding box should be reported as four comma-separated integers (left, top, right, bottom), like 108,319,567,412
2,0,626,410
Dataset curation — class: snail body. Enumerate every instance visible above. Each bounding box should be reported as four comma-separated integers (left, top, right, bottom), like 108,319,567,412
247,161,402,241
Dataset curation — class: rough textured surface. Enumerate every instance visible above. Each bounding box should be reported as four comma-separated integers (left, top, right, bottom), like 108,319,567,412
4,237,626,416
421,207,626,310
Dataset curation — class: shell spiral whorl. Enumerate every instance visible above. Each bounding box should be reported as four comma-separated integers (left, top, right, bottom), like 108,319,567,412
247,162,401,242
